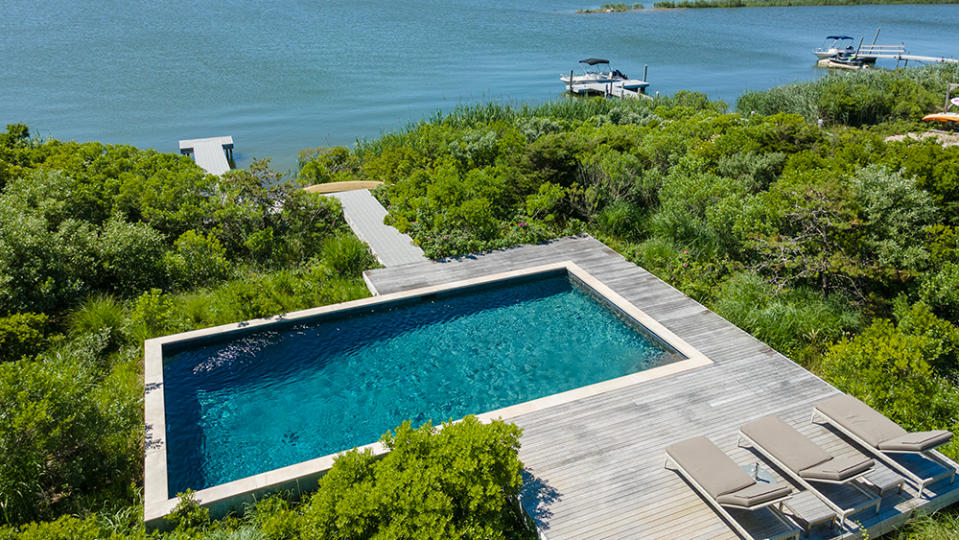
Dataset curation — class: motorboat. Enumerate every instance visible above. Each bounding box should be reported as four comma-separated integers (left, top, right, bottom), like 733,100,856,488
560,58,649,92
813,36,857,60
818,50,868,70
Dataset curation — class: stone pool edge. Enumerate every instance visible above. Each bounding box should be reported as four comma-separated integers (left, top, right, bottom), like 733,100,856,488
143,260,713,527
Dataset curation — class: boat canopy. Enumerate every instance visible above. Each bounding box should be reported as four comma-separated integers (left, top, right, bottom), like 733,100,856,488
580,58,610,65
825,35,854,40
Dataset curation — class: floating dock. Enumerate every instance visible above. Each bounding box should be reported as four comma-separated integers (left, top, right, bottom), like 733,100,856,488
568,80,648,99
179,136,234,176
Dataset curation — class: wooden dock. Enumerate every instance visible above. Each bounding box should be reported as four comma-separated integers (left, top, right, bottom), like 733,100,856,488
179,136,234,176
569,81,647,99
364,235,959,539
327,189,428,268
858,44,958,65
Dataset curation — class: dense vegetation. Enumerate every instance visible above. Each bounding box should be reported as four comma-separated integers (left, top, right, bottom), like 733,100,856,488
653,0,958,8
3,62,959,537
0,131,379,534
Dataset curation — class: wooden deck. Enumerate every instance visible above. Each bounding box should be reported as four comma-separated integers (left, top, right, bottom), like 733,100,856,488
364,235,959,539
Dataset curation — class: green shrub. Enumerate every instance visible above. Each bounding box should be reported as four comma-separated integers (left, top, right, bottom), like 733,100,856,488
0,313,49,362
165,229,232,289
128,288,179,342
167,490,211,532
920,262,959,320
96,217,167,296
596,201,644,240
4,515,103,540
0,333,125,525
820,310,959,436
299,416,524,539
321,235,376,278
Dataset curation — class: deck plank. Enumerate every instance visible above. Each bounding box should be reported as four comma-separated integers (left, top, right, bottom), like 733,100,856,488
364,236,959,539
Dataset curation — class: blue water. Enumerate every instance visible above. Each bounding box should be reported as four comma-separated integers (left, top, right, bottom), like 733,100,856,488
2,1,958,171
163,272,678,493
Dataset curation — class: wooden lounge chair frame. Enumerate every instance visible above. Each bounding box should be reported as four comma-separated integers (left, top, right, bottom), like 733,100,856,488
811,406,956,497
664,453,799,540
738,430,879,530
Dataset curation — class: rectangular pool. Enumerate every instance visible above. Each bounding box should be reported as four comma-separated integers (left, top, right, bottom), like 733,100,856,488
161,268,683,495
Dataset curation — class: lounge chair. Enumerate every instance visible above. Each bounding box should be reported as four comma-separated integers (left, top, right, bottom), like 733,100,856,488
739,416,879,528
665,435,799,540
812,394,955,497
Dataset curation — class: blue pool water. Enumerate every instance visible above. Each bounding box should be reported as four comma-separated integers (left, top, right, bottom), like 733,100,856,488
163,272,679,493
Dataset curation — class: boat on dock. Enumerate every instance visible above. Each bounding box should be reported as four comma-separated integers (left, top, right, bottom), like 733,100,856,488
812,36,859,61
813,31,956,70
813,35,876,70
817,51,868,71
561,58,649,93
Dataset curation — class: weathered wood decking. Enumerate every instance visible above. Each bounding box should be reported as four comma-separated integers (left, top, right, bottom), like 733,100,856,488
364,235,959,539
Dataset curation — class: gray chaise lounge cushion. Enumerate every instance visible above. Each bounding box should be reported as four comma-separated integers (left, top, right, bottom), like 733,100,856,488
667,435,791,508
800,455,875,482
741,416,873,482
817,394,953,451
716,482,793,507
879,431,954,452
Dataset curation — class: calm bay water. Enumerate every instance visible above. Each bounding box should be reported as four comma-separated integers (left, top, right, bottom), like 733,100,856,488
2,1,957,171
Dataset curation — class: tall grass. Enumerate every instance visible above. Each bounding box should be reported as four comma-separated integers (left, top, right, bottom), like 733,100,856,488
68,294,126,350
710,271,862,365
737,63,959,125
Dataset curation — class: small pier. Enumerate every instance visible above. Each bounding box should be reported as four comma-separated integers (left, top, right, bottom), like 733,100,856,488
859,44,958,66
179,136,234,176
568,80,648,99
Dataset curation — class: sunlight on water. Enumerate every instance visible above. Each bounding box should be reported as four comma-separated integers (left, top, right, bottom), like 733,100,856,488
2,1,957,170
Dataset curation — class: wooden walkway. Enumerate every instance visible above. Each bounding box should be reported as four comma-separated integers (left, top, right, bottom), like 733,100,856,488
179,136,234,176
328,189,428,268
364,236,959,539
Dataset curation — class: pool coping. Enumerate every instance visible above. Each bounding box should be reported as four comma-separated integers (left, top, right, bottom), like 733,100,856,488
143,260,713,526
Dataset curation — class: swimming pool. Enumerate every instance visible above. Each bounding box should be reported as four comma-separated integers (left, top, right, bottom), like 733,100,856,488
144,261,712,524
162,268,681,494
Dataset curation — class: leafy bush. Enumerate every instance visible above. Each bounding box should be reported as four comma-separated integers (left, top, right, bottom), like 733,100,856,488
298,416,524,539
0,333,131,524
0,313,49,362
165,230,232,289
96,217,168,295
820,305,959,437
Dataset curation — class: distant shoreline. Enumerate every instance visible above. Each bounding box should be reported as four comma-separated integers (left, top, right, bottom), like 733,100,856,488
652,0,959,8
577,3,644,13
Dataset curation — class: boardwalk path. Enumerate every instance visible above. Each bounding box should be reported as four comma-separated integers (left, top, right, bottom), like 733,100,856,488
327,189,428,267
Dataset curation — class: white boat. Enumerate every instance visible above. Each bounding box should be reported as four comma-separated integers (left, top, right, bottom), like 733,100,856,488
813,36,857,60
561,58,649,93
813,35,879,67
